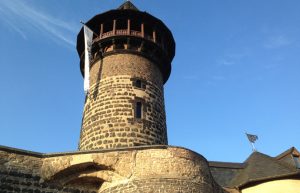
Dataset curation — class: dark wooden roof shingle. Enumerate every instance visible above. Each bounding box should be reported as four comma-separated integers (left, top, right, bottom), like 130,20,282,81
228,151,298,188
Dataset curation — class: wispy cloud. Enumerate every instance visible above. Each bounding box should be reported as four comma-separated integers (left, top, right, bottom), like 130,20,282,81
0,0,77,47
183,75,200,81
264,35,291,49
217,52,249,67
217,59,235,66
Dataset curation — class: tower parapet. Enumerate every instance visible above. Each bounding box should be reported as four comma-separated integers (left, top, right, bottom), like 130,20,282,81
76,2,175,150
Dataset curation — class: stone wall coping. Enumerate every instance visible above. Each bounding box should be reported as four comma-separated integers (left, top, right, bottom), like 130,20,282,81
0,144,207,160
0,145,44,157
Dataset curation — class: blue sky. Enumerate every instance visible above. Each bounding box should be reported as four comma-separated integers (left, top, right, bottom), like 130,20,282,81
0,0,299,162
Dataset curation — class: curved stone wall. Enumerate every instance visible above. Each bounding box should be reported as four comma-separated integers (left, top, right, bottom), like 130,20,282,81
79,54,167,150
0,146,226,193
41,146,226,193
100,179,213,193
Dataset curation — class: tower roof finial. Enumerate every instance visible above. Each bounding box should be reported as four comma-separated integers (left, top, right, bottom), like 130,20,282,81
118,1,139,11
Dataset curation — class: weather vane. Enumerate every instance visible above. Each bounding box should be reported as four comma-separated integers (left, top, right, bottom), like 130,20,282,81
245,132,258,152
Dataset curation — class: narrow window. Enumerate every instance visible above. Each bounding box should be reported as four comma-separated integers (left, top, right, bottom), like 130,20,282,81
135,102,142,119
135,80,142,88
132,78,146,89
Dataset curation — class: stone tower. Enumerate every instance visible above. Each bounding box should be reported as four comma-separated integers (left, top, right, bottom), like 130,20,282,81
0,2,229,193
77,1,175,150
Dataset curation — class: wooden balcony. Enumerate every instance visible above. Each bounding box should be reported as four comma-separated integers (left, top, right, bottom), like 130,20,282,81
94,29,154,43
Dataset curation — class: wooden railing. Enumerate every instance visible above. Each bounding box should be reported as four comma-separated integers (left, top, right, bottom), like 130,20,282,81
94,29,154,42
79,29,166,61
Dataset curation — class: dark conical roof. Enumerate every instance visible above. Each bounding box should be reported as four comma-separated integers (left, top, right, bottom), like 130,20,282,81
118,1,139,11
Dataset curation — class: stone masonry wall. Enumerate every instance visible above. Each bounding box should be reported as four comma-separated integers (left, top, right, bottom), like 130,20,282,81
79,53,168,150
100,179,213,193
0,146,227,193
41,146,227,193
0,148,95,193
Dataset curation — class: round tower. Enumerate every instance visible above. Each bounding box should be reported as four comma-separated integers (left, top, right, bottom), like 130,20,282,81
76,2,175,150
